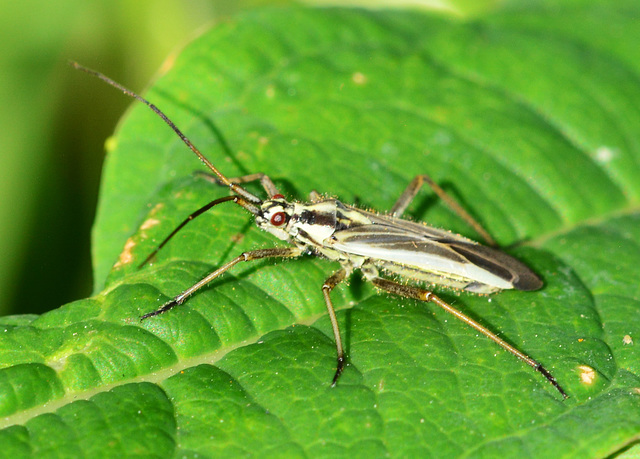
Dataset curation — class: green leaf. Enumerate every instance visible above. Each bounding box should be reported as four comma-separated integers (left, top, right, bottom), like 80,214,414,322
3,3,640,457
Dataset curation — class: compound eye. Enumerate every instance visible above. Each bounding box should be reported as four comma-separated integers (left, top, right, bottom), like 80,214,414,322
272,194,285,199
270,211,287,226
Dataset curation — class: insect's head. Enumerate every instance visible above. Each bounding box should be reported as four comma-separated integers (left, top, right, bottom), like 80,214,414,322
254,194,294,241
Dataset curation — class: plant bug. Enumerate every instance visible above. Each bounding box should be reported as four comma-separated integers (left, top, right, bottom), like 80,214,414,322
73,62,568,399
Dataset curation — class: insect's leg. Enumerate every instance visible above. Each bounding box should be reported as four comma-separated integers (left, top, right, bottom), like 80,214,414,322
320,268,349,386
194,171,280,197
390,175,497,247
141,246,303,320
369,276,568,399
309,190,322,202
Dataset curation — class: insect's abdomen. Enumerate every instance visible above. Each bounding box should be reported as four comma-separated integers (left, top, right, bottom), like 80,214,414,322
375,260,504,294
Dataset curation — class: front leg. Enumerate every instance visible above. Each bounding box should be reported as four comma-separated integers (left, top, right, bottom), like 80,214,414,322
195,171,280,198
141,246,303,320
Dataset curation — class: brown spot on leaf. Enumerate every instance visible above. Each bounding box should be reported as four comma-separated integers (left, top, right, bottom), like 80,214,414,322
114,238,136,268
140,218,161,231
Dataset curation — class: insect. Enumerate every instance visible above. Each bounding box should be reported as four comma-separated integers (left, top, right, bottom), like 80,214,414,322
73,62,568,399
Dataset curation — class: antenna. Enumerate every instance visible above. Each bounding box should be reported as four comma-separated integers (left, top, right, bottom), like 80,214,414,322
70,61,261,204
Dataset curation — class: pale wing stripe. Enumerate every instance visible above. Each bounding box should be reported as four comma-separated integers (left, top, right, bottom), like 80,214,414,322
331,239,514,289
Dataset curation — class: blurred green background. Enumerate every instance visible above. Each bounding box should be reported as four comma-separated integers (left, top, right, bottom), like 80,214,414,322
0,0,477,316
0,0,230,316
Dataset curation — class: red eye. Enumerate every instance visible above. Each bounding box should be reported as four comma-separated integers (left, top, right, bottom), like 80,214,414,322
270,211,287,226
272,194,284,199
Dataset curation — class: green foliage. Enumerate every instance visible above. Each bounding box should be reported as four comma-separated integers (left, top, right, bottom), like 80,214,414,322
2,3,640,457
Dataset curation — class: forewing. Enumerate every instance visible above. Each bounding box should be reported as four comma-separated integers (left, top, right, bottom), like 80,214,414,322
331,212,542,291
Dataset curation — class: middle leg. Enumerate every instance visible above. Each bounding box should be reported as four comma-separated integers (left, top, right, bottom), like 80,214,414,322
321,267,349,386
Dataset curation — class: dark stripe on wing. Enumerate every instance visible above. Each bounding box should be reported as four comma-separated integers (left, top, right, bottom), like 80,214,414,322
447,243,542,291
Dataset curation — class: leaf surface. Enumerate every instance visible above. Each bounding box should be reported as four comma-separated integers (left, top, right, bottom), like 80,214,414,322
2,4,640,457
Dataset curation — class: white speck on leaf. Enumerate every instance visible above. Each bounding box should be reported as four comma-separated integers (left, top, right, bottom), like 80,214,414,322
595,146,616,164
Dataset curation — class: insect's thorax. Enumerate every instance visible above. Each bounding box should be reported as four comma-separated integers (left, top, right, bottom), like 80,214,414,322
288,199,369,250
257,198,368,259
